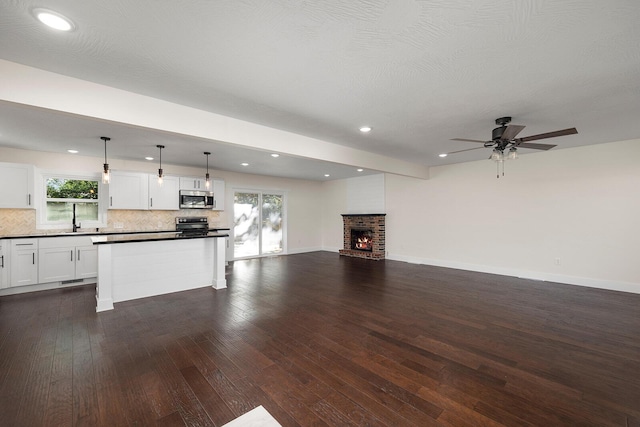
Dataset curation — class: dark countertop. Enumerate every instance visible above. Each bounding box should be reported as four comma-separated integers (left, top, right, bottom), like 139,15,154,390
91,231,229,245
0,228,230,240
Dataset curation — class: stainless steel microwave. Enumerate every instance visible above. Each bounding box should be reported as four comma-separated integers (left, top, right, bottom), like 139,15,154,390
179,190,214,209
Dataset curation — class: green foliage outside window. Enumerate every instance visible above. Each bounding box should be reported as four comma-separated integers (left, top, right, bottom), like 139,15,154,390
46,178,98,199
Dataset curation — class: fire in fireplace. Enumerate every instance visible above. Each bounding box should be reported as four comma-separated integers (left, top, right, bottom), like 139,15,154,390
351,229,373,251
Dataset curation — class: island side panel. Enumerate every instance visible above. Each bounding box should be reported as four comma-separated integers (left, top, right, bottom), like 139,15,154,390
212,235,227,289
96,244,114,312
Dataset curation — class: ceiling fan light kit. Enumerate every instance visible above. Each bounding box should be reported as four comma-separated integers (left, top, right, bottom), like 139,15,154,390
450,116,578,178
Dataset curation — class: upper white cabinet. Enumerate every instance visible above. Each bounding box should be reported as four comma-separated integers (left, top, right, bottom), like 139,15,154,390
179,176,207,191
0,162,35,209
212,179,225,211
149,175,179,210
108,171,149,210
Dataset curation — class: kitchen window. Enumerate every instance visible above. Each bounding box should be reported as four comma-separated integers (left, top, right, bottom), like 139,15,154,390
37,172,107,230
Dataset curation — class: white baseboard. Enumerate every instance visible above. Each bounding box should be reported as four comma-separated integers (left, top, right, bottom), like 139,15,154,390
387,253,640,295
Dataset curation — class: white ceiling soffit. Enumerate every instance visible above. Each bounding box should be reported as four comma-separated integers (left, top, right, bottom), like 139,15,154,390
0,0,639,179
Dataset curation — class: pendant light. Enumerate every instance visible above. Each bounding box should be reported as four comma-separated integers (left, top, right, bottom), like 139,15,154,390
204,151,211,189
100,136,111,184
156,144,165,186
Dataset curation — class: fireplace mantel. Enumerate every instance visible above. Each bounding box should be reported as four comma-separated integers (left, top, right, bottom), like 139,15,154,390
339,214,386,260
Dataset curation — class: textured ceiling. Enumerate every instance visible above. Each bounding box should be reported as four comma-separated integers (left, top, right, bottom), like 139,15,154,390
0,0,639,179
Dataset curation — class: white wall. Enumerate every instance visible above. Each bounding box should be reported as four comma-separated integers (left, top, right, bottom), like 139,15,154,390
323,139,640,294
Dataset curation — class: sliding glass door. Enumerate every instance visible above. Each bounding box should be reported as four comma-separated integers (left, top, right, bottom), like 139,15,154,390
233,191,284,259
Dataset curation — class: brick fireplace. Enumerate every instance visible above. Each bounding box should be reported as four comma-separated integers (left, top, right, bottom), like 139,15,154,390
339,214,386,260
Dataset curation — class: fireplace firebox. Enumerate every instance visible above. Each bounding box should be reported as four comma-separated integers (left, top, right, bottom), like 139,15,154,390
351,229,373,251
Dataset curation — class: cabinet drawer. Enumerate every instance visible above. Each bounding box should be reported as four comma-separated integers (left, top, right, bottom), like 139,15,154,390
11,239,38,249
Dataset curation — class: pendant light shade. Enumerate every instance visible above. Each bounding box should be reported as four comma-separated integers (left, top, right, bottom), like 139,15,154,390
156,145,165,185
100,136,111,184
204,151,211,189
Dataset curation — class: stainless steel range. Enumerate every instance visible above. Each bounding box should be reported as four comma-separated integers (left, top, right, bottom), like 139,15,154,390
175,217,209,235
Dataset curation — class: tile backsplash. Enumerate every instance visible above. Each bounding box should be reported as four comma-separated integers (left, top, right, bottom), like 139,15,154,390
0,209,225,236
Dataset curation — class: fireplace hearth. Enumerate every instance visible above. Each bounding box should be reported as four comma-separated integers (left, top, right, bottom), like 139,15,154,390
339,214,385,260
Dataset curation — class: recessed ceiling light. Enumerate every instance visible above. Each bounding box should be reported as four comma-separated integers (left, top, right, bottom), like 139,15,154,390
356,168,364,172
324,174,330,177
271,153,280,158
67,149,78,154
241,162,249,166
145,157,154,161
32,8,75,31
439,153,448,158
359,126,372,133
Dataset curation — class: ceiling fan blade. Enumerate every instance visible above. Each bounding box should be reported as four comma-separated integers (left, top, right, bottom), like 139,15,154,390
516,142,557,150
501,124,525,140
517,127,578,142
447,146,486,155
450,138,487,143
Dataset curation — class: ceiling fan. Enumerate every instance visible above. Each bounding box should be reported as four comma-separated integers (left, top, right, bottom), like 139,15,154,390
447,117,578,177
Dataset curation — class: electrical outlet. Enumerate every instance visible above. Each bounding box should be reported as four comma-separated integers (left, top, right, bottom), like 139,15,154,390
114,222,124,229
554,258,561,265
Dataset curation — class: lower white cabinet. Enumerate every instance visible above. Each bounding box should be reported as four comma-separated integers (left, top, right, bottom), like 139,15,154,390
76,246,98,279
38,237,97,284
0,241,8,289
39,247,76,282
10,239,38,287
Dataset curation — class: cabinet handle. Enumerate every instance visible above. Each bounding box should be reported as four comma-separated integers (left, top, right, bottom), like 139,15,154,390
71,250,74,262
110,196,113,206
28,194,31,206
150,198,153,207
16,243,34,246
194,180,197,189
1,255,4,268
32,253,35,265
77,249,80,261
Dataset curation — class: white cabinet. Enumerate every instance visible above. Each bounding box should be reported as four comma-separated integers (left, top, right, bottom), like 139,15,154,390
0,241,8,289
212,179,225,211
108,171,149,210
38,236,97,283
76,246,98,279
0,162,34,209
179,176,208,191
149,175,179,210
38,247,76,282
10,239,38,287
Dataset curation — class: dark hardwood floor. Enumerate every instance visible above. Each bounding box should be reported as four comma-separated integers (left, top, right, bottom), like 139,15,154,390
0,251,639,426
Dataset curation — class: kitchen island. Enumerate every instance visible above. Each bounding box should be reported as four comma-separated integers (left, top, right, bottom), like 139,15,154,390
92,231,228,312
